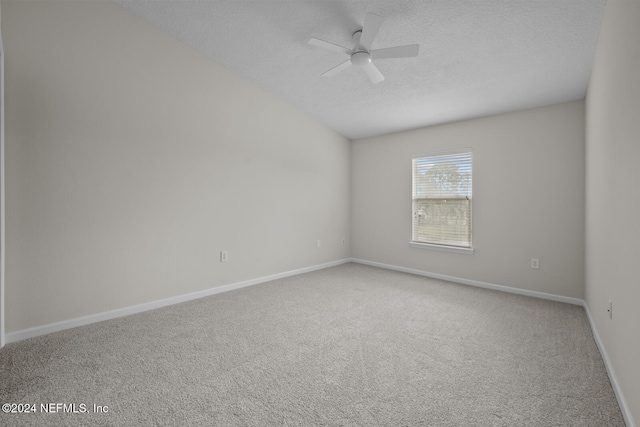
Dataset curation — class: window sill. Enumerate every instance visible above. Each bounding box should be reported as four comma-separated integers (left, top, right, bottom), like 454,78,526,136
409,241,474,254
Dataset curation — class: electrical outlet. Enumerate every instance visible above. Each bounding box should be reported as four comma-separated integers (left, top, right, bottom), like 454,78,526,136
341,237,346,245
531,258,539,269
607,300,613,319
220,251,228,262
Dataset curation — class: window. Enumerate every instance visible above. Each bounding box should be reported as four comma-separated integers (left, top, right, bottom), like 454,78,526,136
411,149,472,253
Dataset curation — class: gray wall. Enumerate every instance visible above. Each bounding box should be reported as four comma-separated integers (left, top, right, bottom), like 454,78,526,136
585,0,640,423
2,1,350,332
351,101,585,298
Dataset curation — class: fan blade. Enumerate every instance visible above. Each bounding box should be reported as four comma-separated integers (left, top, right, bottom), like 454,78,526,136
362,62,385,84
359,13,384,51
371,44,419,60
308,38,351,55
321,59,352,77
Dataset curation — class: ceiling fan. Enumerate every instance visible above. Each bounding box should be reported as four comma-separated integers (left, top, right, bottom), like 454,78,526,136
308,12,419,84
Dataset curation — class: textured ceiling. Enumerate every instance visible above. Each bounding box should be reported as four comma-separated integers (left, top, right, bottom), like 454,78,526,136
114,0,606,140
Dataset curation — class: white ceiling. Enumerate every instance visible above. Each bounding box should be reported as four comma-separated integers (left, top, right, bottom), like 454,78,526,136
114,0,606,140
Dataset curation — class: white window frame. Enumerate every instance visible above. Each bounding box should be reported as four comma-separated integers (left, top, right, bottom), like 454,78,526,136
409,148,473,255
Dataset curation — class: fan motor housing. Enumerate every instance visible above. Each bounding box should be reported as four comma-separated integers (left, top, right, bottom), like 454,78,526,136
351,51,371,67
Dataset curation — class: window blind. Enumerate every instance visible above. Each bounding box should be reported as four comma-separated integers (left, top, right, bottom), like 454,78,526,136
412,149,472,249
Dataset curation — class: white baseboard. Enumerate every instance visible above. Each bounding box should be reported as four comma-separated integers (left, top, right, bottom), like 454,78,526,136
349,257,635,427
583,303,636,427
5,258,351,344
349,258,584,305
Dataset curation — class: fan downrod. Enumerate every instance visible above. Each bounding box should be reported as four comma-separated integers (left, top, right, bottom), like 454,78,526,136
350,30,371,66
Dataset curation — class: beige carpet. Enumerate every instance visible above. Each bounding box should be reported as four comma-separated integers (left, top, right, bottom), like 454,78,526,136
0,263,625,426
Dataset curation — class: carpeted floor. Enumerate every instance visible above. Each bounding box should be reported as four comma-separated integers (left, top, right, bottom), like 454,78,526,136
0,263,625,426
